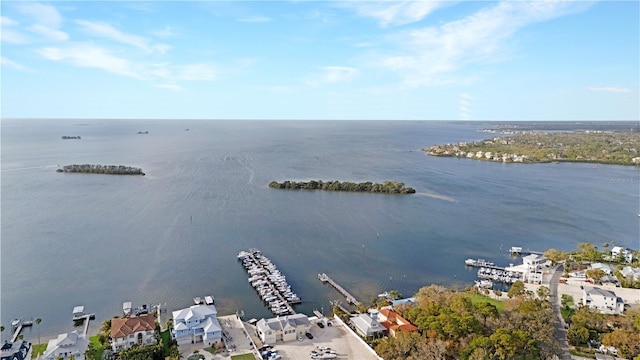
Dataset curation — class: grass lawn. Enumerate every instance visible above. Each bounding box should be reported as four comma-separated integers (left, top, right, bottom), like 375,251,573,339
230,353,255,360
31,344,47,358
464,293,505,313
89,335,105,360
160,330,172,355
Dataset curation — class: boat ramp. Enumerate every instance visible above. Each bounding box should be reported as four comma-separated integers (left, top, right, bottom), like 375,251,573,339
238,249,301,316
317,273,359,305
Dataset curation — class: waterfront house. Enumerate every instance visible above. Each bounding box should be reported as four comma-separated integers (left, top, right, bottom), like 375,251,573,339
350,314,386,339
255,314,311,344
377,309,418,337
582,286,624,315
620,266,640,281
42,331,89,360
611,246,633,263
171,304,222,346
110,313,157,352
1,340,31,360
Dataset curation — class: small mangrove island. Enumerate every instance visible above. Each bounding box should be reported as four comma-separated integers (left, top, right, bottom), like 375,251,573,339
61,135,81,139
57,164,145,175
268,180,416,194
424,130,640,165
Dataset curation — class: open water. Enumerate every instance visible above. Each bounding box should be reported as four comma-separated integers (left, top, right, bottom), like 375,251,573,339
1,119,639,339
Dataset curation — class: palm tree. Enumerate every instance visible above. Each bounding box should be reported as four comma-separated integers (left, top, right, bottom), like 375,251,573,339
1,325,4,342
35,318,42,346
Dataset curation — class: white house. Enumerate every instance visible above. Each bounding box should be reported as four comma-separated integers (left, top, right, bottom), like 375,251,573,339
255,314,311,344
110,313,157,352
589,263,613,275
582,286,624,315
611,246,633,263
1,340,31,360
350,314,386,339
42,331,89,360
620,266,640,281
172,304,222,346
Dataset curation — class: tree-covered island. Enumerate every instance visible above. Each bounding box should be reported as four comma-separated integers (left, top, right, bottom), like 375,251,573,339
424,131,640,165
268,180,416,194
56,164,145,175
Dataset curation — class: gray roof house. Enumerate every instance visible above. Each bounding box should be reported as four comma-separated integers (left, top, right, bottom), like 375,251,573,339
350,314,386,339
256,314,311,344
42,331,89,360
582,286,624,315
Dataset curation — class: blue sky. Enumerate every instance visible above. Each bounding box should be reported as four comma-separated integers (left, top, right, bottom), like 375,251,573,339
1,1,638,120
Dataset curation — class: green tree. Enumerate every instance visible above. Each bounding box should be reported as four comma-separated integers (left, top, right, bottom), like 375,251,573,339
543,248,568,264
35,318,42,346
585,269,606,284
507,281,526,298
536,286,550,300
567,325,589,346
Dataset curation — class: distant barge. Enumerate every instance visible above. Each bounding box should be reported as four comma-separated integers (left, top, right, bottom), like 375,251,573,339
238,249,300,316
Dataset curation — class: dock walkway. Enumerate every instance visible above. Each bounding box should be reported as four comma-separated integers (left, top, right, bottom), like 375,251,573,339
11,321,33,342
318,273,359,305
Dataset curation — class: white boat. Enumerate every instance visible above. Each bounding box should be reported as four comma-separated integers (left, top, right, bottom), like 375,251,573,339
193,297,203,305
123,302,132,316
204,296,214,305
465,259,477,266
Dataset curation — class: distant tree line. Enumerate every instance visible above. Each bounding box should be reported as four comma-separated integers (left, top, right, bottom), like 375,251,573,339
268,180,416,194
57,164,145,175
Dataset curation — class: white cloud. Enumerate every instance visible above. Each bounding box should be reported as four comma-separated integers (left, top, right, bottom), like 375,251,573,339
29,24,68,41
1,28,30,44
1,56,30,71
459,93,472,120
156,83,185,91
17,3,63,28
1,16,19,26
75,20,166,53
36,43,143,79
152,26,178,38
343,1,449,27
308,66,359,86
149,63,217,81
237,16,272,23
377,1,591,87
587,86,632,93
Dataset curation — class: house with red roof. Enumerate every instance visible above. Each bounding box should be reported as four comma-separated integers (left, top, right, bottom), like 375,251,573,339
377,308,418,337
110,313,157,352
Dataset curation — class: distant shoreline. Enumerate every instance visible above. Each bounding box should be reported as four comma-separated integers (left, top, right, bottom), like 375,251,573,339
56,164,145,175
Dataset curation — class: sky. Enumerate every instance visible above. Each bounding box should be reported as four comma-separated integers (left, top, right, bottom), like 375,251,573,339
1,0,638,120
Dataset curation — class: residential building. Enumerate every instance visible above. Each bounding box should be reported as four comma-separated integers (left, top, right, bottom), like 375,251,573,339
42,331,89,360
582,286,624,315
611,246,633,263
504,254,548,284
377,309,418,337
620,266,640,281
1,340,31,360
110,313,157,352
589,263,613,275
255,314,311,344
172,304,222,346
350,314,386,339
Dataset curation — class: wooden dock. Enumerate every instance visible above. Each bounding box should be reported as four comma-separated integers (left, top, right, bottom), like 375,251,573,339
11,320,33,342
318,273,359,305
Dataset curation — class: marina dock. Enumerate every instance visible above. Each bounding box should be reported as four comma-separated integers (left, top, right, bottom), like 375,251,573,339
238,249,301,316
72,306,95,336
318,273,359,305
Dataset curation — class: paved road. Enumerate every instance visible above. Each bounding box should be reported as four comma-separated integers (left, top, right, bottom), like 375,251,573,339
549,264,572,360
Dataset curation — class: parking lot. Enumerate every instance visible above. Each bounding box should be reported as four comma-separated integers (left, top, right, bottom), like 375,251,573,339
256,319,381,360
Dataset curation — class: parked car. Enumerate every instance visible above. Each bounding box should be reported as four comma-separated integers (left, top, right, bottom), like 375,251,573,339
317,322,325,328
305,332,314,339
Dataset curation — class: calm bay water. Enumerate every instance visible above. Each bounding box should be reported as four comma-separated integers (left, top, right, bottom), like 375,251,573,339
2,119,638,339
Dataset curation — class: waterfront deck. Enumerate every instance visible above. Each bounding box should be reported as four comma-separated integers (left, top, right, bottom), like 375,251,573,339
318,273,359,305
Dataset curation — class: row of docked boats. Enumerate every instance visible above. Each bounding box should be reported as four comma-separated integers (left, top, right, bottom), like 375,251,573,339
464,258,496,267
477,267,522,283
238,249,301,316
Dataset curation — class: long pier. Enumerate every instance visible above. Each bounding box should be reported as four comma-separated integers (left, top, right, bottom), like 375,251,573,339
318,273,359,305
